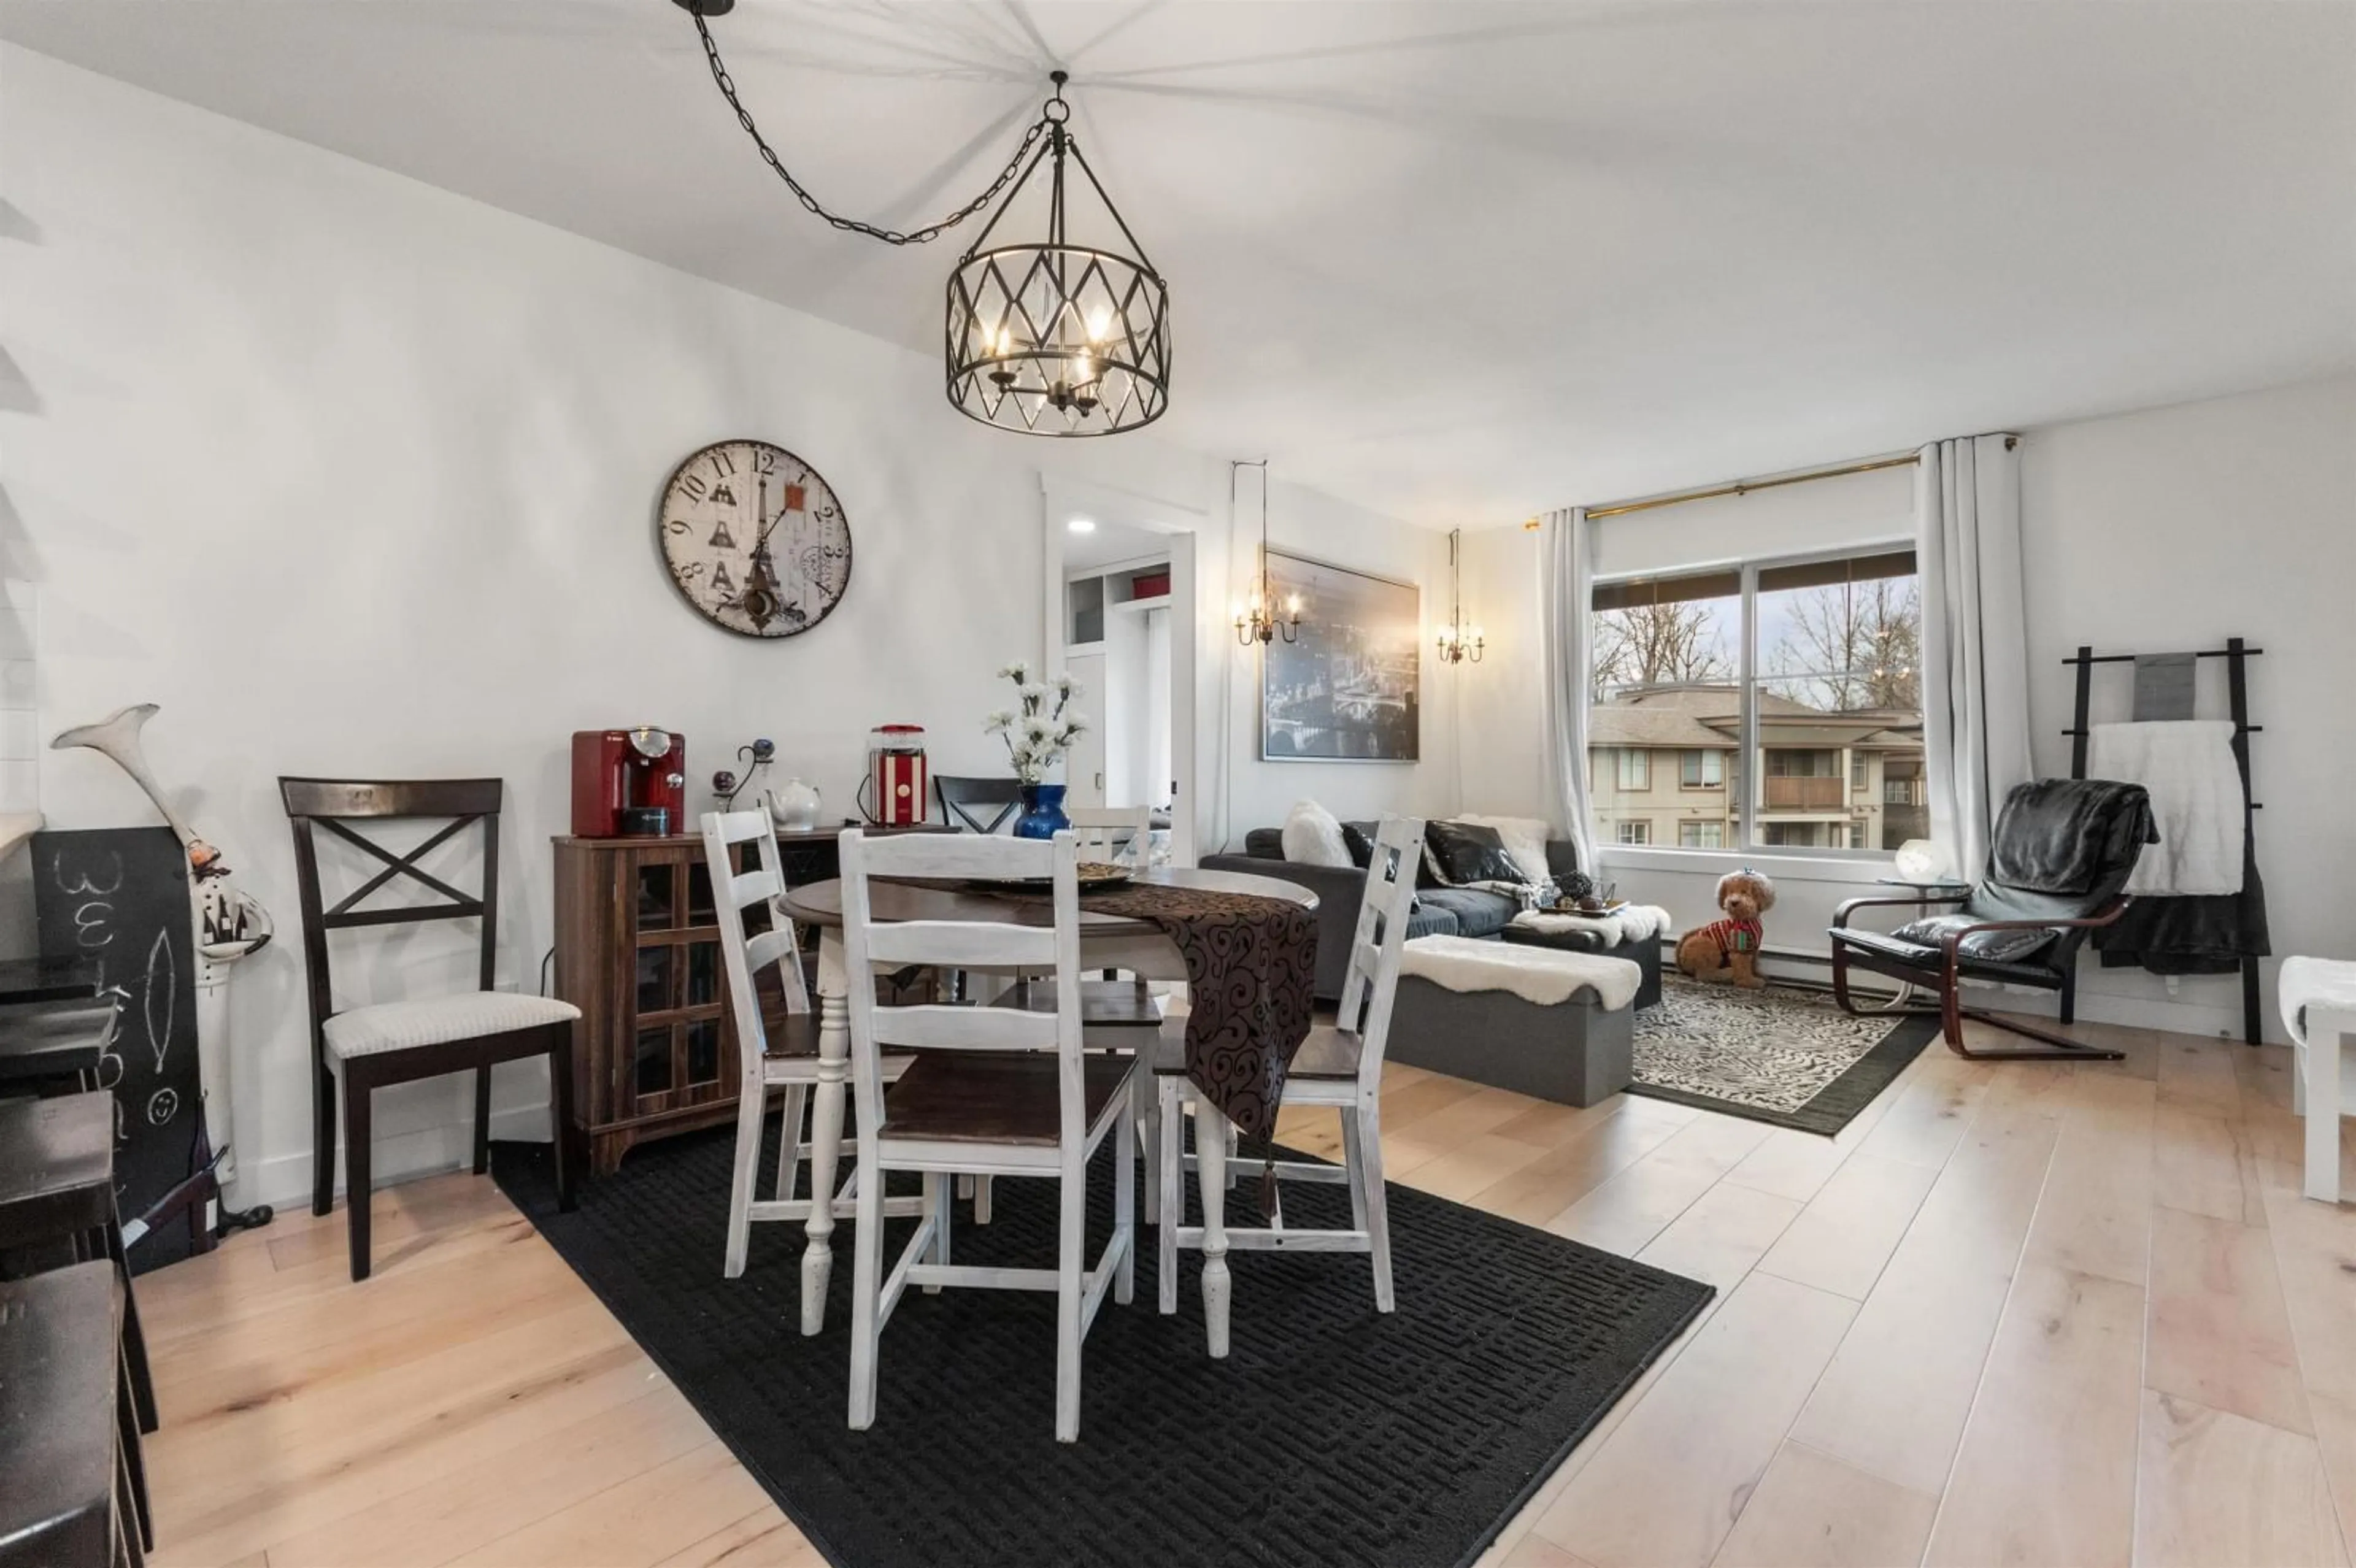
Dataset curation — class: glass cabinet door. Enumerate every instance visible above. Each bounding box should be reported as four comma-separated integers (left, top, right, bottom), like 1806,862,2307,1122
622,848,744,1119
636,863,678,930
633,1025,674,1097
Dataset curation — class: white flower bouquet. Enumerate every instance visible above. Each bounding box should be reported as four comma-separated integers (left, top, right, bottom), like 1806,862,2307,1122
986,661,1088,785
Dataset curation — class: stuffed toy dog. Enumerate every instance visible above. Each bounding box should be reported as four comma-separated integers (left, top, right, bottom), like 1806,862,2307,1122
1674,868,1777,989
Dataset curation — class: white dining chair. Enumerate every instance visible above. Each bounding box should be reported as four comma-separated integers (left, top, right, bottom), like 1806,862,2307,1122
999,802,1168,1222
955,804,1161,1226
1064,804,1155,867
841,828,1138,1443
701,809,920,1280
1155,815,1423,1335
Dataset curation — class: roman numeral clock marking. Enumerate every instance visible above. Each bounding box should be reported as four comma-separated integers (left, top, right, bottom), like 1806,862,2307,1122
655,439,853,640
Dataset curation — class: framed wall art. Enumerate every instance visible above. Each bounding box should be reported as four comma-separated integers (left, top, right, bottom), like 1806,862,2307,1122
1259,550,1422,763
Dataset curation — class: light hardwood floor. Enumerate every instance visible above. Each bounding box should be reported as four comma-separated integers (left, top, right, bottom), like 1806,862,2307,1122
136,1013,2356,1568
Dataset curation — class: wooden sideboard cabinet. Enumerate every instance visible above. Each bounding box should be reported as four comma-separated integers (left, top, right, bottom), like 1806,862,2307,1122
552,824,950,1175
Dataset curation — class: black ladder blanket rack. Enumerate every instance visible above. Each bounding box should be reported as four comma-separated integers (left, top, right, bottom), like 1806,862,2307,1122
2061,636,2264,1045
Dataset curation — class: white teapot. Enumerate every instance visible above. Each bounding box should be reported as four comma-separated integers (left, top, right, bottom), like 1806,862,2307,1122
766,778,822,832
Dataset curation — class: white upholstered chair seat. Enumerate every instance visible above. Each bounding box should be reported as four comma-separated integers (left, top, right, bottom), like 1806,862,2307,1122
323,992,581,1061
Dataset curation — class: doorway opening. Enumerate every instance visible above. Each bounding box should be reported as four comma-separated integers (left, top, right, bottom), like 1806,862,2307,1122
1042,489,1200,865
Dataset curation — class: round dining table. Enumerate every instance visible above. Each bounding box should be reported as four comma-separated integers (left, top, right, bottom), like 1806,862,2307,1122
779,865,1319,1353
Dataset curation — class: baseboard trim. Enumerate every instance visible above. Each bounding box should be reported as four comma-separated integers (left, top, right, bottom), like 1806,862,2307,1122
236,1102,555,1214
1752,943,2276,1044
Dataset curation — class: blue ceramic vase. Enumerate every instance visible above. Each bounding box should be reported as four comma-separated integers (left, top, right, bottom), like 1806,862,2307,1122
1013,782,1071,840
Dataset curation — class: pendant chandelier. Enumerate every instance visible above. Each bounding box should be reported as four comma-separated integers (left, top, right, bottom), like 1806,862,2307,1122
1232,460,1301,647
1436,528,1484,664
678,2,1170,437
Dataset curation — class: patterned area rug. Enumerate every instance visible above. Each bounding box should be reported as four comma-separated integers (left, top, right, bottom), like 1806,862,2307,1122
492,1123,1712,1568
1627,978,1941,1135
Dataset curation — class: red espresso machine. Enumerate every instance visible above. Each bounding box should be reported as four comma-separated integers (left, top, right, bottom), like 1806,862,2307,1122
571,727,687,837
858,723,928,826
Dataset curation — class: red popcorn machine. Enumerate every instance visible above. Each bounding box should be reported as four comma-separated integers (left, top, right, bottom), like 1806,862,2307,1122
571,727,687,837
858,724,928,826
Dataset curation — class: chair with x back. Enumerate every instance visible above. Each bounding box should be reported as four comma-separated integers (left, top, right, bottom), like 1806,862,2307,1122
934,775,1024,835
281,778,579,1280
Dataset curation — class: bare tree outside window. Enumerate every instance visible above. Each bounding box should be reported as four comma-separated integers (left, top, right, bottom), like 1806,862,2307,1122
1591,600,1736,701
1759,576,1922,713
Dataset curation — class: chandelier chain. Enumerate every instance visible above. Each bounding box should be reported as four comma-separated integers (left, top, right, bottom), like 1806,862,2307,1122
690,10,1052,247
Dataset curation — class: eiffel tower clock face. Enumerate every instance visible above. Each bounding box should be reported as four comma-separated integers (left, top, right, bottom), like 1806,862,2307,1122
656,439,852,639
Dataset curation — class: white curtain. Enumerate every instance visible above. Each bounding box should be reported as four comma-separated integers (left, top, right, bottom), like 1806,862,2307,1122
1917,435,2033,880
1538,507,1600,875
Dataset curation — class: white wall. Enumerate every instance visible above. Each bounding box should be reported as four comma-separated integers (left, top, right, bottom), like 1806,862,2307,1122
2017,376,2356,1039
0,46,1437,1206
1453,375,2356,1041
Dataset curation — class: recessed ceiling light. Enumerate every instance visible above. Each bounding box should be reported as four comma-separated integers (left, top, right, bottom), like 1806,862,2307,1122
1068,518,1098,533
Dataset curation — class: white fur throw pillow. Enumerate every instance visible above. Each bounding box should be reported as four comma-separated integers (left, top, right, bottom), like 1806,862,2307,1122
1280,800,1353,868
1458,813,1555,886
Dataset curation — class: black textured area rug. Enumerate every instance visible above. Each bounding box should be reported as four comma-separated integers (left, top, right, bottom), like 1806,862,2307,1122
1627,978,1941,1135
493,1121,1712,1568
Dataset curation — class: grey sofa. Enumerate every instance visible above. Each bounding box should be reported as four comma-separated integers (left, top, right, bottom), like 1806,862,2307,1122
1202,826,1662,1008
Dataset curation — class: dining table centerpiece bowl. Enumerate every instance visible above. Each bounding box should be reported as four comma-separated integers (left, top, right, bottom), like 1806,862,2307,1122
985,661,1089,840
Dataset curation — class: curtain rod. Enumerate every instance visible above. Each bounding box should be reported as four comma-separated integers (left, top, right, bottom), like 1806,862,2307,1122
1517,436,2018,530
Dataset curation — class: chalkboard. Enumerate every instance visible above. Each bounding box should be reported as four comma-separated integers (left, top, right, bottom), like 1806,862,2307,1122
34,826,204,1270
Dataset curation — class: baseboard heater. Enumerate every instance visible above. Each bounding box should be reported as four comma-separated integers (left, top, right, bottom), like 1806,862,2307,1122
1630,936,1907,1001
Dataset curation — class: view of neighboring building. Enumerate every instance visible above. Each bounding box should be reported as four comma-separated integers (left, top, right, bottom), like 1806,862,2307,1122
1588,683,1927,851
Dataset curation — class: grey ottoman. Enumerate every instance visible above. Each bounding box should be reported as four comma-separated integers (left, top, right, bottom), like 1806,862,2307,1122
1382,937,1640,1107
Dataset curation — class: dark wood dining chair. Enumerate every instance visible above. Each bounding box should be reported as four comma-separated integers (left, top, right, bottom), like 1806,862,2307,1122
0,1093,155,1557
0,1262,142,1567
280,778,579,1281
0,955,102,1006
0,997,120,1095
934,775,1023,834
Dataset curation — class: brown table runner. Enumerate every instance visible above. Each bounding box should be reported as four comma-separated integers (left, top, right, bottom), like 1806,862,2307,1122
890,877,1319,1136
1072,883,1318,1139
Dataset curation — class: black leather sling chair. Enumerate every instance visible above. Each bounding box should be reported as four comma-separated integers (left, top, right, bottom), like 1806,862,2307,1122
1829,779,2157,1061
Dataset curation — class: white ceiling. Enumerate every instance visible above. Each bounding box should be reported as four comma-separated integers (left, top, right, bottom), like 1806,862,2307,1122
5,1,2350,528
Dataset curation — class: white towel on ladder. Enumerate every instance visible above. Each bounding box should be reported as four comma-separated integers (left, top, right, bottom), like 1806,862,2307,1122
2086,720,2244,896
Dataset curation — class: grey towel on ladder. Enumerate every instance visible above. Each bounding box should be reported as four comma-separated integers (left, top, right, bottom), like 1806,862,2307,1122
2132,653,2198,721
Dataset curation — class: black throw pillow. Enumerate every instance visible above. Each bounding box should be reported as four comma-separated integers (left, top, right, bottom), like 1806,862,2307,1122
1422,820,1525,888
1339,821,1377,869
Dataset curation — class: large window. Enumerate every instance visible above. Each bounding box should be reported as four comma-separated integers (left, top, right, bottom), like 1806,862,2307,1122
1588,546,1923,856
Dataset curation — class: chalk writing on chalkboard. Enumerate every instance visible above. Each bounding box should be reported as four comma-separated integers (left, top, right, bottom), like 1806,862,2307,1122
36,827,204,1270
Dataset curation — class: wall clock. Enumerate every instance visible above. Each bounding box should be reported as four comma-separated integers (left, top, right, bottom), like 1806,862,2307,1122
657,439,852,638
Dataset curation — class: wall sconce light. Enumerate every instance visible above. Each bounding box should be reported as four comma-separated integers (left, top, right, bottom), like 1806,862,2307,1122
1232,460,1301,646
1436,527,1484,665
